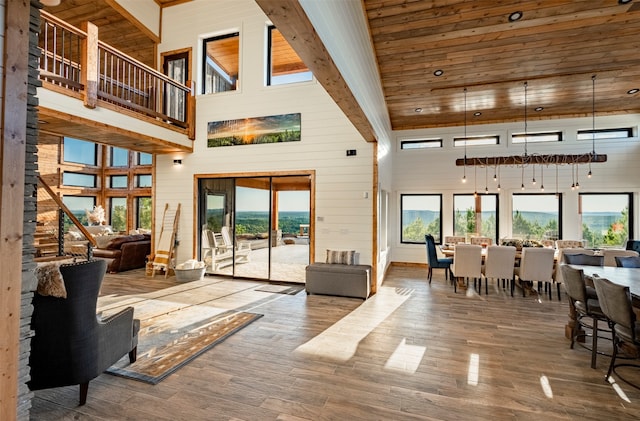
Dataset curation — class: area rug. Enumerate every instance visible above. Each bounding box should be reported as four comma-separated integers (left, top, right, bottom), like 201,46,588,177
254,284,305,295
106,311,262,384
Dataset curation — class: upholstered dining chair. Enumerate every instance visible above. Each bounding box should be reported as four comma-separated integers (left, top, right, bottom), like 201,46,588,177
481,245,516,295
626,240,640,254
29,259,140,405
470,236,493,246
561,265,610,369
593,276,640,389
615,255,640,268
563,253,603,266
555,248,595,285
514,247,556,298
556,239,586,249
603,249,639,267
425,234,452,284
450,244,483,293
444,235,466,245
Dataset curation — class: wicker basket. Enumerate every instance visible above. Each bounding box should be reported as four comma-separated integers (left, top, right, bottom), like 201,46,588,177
174,266,205,282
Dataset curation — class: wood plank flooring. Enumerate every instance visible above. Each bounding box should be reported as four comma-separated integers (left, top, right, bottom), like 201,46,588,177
30,266,640,420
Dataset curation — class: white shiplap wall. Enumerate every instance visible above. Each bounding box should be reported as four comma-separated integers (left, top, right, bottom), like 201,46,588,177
392,114,640,264
156,0,374,267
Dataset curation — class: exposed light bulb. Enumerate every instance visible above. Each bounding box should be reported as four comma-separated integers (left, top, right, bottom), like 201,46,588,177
576,182,580,190
541,184,545,192
588,170,592,178
493,173,497,181
571,183,575,190
474,191,478,197
462,175,467,183
521,183,525,191
485,187,489,194
532,177,536,185
497,184,501,191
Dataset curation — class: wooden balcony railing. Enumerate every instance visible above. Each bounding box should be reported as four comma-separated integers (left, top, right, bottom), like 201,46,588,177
38,11,194,135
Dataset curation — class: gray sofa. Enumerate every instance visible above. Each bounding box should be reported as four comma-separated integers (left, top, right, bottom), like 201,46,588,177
305,263,371,299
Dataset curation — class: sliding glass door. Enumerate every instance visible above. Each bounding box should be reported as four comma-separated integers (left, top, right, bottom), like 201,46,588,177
198,175,310,282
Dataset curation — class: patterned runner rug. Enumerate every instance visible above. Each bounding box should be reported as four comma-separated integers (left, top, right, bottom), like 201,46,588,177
106,310,262,384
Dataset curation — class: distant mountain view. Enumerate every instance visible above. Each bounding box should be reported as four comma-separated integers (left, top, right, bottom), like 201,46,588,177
403,210,623,233
205,210,309,235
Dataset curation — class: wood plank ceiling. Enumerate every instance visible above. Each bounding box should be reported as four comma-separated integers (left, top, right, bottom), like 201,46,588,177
264,0,640,136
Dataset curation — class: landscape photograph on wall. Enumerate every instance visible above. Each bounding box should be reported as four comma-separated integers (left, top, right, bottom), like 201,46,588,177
207,113,301,147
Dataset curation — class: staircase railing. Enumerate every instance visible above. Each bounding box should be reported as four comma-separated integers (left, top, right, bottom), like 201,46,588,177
36,175,96,261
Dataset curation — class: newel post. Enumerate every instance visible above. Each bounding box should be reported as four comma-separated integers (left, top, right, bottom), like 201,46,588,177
81,21,98,109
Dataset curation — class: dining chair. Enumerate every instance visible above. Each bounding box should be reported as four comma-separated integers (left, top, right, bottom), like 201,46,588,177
603,249,639,267
470,236,493,246
556,239,586,249
615,255,640,268
562,253,603,266
626,240,640,254
514,247,556,298
424,234,453,284
561,265,610,369
444,235,466,245
450,244,483,293
593,276,640,389
481,245,516,295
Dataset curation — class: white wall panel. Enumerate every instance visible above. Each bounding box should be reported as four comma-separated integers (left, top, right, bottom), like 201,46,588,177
157,0,374,267
392,114,640,264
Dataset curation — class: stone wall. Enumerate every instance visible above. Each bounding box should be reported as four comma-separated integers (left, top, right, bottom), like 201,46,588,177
18,1,41,419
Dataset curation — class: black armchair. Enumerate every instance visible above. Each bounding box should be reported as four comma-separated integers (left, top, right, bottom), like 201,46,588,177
425,234,453,284
28,259,140,405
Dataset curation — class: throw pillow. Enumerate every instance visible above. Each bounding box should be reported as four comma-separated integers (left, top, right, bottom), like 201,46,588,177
326,249,356,265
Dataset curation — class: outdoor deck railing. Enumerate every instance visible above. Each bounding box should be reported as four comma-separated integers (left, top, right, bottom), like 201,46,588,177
38,11,193,132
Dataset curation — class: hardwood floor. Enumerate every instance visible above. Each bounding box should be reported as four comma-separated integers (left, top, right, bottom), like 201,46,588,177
30,266,640,420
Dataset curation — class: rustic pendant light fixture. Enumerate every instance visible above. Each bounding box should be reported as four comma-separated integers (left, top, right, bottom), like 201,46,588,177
455,79,607,184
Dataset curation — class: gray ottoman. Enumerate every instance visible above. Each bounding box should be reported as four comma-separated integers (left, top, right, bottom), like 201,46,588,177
305,263,371,299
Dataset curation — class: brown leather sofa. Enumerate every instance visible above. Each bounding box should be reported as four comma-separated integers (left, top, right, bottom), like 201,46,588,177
92,233,151,273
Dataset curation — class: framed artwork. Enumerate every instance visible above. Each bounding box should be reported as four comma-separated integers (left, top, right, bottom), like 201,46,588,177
207,113,301,147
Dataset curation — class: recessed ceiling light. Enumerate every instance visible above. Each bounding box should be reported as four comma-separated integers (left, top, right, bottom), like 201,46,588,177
619,0,632,5
627,88,639,94
433,69,444,76
474,112,482,116
535,107,544,112
414,108,423,113
509,11,523,22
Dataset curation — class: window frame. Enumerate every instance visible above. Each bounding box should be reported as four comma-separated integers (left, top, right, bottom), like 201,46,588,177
400,193,443,244
512,131,563,144
62,137,98,166
266,25,312,86
453,193,499,244
579,192,634,248
202,32,240,95
453,135,499,147
511,193,563,241
62,171,97,188
400,139,443,149
577,127,634,141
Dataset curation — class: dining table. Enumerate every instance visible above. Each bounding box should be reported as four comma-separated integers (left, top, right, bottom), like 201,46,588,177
564,264,640,340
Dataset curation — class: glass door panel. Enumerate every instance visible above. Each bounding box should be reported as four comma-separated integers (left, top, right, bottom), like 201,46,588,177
270,188,310,282
233,178,270,279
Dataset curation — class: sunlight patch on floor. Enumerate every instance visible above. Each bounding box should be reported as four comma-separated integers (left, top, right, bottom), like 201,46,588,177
384,338,426,373
609,376,632,403
540,375,553,398
468,353,479,385
294,286,413,361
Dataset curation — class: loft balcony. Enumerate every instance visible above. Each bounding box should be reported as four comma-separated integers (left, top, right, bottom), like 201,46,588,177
37,11,194,154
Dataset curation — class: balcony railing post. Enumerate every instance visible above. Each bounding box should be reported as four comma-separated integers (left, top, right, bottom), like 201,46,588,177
187,80,195,140
80,21,98,109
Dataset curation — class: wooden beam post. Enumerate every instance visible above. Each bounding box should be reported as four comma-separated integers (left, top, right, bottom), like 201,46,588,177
81,21,98,109
0,0,30,419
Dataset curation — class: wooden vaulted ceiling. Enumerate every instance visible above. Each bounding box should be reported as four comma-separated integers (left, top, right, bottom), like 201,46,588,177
260,0,640,138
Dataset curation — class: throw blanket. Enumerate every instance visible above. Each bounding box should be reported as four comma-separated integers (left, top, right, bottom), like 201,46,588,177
35,262,66,298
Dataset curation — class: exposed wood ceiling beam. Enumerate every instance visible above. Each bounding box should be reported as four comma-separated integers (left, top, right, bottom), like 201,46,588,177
255,0,377,143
